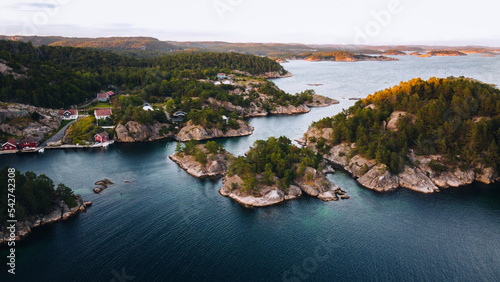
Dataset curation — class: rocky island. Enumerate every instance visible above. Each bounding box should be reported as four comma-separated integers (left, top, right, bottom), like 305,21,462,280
169,141,232,179
219,137,349,207
419,50,466,57
302,77,500,193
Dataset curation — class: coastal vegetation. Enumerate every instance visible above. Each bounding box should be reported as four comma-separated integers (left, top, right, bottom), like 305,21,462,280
0,167,80,225
0,40,286,108
228,136,323,192
310,77,500,174
64,116,111,144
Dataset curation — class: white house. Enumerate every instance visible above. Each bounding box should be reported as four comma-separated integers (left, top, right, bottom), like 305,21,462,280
58,109,78,120
94,108,112,120
143,103,153,111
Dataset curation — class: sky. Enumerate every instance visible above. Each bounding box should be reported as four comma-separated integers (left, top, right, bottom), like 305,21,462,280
0,0,499,46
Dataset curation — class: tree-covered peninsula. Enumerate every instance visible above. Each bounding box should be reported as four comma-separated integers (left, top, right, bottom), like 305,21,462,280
0,167,91,244
303,77,500,193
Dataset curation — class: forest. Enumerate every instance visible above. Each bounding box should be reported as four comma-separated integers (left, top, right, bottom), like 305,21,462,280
0,40,286,108
311,77,500,173
0,167,79,227
228,137,323,192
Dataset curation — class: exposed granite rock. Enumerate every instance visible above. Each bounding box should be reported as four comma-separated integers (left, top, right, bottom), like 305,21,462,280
0,198,92,245
305,95,340,108
93,178,114,193
386,111,416,131
305,125,499,193
176,120,254,142
169,146,230,179
220,166,348,207
114,121,171,142
0,103,61,140
357,164,399,192
398,165,438,193
220,175,302,207
293,167,341,201
270,104,310,115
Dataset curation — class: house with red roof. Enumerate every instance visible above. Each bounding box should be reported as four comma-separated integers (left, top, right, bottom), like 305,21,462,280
107,91,115,96
94,131,109,143
2,139,18,151
97,93,110,102
94,108,112,120
58,109,78,120
19,137,39,150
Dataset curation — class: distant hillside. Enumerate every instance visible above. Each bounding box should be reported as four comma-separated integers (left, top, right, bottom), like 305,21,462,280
0,35,497,57
0,35,181,52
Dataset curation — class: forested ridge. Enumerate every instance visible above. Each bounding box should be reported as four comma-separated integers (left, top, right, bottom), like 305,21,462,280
0,40,286,108
311,77,500,173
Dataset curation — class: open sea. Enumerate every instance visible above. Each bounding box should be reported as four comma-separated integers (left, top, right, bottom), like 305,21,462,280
1,55,500,281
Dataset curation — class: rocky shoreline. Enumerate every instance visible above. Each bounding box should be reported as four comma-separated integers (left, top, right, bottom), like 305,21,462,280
0,197,92,245
176,120,254,142
303,127,499,193
169,148,229,179
219,166,349,207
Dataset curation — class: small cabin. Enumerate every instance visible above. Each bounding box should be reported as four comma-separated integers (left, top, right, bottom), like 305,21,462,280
94,131,109,143
96,93,110,102
106,91,115,97
58,109,78,120
217,73,227,79
2,139,18,151
172,111,187,122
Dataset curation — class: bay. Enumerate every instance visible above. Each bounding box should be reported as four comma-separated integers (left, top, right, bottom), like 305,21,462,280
1,55,500,282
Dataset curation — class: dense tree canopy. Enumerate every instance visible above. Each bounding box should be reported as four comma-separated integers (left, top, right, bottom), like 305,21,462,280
0,167,79,227
228,137,323,192
312,77,500,173
0,40,286,108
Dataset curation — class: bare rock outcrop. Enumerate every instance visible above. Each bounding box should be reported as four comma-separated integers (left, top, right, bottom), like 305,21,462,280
176,120,254,142
169,146,230,179
305,125,499,193
220,175,302,207
114,121,171,142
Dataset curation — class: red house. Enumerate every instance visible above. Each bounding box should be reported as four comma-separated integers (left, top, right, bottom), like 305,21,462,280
107,91,115,96
94,131,109,143
19,137,39,150
2,139,18,151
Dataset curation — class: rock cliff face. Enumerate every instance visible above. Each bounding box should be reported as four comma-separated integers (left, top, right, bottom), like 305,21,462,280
176,120,254,142
114,121,171,142
169,147,230,179
219,167,348,207
0,197,91,245
304,127,499,193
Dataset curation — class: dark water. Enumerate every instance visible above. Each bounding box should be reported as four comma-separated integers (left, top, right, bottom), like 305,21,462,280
1,56,500,281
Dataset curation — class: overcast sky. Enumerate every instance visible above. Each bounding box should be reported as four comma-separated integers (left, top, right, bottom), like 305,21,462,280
0,0,499,46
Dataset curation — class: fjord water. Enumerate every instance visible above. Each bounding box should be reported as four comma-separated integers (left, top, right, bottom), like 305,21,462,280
2,55,500,281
